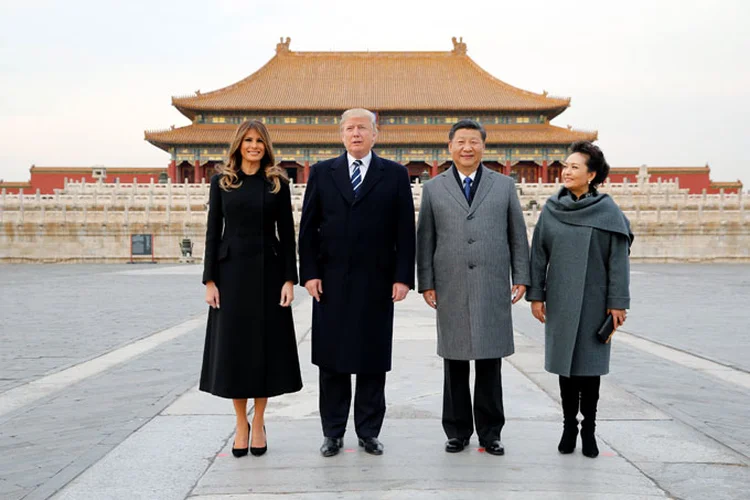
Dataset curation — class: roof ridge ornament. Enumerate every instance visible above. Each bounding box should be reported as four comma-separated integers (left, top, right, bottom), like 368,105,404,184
451,36,467,55
276,37,291,55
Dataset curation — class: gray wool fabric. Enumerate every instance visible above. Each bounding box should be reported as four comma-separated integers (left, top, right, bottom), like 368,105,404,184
527,188,631,377
544,188,634,245
417,165,530,361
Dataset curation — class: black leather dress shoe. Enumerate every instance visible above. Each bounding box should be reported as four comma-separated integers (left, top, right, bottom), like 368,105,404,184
320,437,343,457
480,440,505,456
358,437,384,455
445,437,470,453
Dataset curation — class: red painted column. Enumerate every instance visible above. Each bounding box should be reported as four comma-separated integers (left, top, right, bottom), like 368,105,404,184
504,160,511,176
431,160,438,178
303,161,310,183
168,160,177,181
542,160,549,183
194,160,202,183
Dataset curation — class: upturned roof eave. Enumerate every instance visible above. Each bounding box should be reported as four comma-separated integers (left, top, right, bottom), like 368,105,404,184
167,102,571,114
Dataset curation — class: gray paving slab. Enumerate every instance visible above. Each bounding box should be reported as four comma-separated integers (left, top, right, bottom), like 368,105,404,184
601,419,744,464
6,264,750,499
1,263,310,500
191,418,663,498
508,334,670,422
625,264,750,371
511,302,750,499
52,415,234,500
48,292,313,500
50,291,670,500
512,267,750,463
0,322,205,499
190,494,667,500
608,342,750,460
183,294,668,499
636,462,750,500
0,264,206,391
512,263,750,373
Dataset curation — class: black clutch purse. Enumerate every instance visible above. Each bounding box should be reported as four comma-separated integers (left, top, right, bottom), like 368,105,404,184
596,314,615,344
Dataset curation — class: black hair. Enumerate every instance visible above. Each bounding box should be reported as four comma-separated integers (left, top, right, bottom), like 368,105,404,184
448,119,487,142
569,141,610,189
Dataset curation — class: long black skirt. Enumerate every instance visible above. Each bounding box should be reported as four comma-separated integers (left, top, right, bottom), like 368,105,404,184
199,251,303,399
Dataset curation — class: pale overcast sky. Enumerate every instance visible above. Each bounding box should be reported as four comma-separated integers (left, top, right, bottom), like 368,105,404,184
1,0,748,184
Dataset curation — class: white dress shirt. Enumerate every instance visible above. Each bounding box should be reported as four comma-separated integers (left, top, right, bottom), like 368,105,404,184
347,151,372,182
456,168,477,184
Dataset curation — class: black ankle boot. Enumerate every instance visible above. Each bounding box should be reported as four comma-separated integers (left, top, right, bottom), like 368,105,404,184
558,376,579,454
579,376,601,458
558,424,578,454
580,427,599,458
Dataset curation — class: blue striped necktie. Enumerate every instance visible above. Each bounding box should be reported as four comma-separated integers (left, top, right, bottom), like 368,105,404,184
351,159,363,196
463,177,472,202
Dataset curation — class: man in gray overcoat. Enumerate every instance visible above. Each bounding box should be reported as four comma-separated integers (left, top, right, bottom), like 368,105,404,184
416,119,530,456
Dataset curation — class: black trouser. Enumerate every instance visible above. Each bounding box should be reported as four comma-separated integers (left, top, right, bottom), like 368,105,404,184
442,358,505,444
319,368,386,439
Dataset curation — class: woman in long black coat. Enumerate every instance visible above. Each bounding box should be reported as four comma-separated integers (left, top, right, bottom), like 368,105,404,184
201,120,302,458
527,141,632,459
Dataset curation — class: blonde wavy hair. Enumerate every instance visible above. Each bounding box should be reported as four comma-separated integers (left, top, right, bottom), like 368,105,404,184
217,120,288,193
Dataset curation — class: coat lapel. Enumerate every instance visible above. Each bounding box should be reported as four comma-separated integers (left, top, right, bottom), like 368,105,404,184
353,152,384,203
330,153,354,205
439,168,470,212
467,165,496,217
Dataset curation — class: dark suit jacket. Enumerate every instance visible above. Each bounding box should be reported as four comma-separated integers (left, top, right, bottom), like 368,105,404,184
299,152,415,373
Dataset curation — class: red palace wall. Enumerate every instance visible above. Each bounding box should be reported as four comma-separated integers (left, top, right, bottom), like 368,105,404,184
1,165,741,195
1,168,166,194
608,168,741,194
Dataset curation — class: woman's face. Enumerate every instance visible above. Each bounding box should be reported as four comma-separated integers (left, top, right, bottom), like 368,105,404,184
240,128,266,165
562,152,596,194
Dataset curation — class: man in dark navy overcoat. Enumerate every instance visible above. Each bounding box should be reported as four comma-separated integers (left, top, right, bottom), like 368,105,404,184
299,108,416,457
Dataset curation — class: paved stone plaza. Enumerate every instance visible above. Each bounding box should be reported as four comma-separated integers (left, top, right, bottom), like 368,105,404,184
1,264,749,499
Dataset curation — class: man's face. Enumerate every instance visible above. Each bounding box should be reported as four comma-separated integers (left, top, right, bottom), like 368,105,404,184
448,128,485,171
341,116,377,159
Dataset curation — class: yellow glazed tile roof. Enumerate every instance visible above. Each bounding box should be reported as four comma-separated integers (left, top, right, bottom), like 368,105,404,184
145,123,596,151
171,38,570,117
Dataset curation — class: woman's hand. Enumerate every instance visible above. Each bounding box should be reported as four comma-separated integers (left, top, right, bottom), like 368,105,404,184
280,281,294,307
531,301,546,323
205,281,220,309
608,309,627,330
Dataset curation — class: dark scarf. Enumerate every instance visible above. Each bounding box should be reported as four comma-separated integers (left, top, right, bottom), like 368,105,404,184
545,188,634,247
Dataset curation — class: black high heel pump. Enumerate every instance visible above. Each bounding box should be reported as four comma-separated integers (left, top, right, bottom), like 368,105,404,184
250,425,267,456
232,423,250,458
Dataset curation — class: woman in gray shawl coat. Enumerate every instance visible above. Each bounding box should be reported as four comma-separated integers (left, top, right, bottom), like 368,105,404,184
527,141,632,458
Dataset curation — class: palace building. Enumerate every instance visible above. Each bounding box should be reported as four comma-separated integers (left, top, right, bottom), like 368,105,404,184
142,37,741,193
1,38,741,194
144,37,594,185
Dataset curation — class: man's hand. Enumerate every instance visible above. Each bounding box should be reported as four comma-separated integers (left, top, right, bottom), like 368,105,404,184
531,301,545,323
511,284,526,304
205,281,220,309
305,279,323,302
392,282,409,303
422,289,437,309
608,309,627,330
